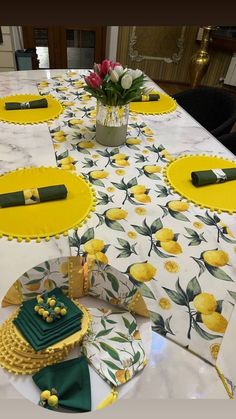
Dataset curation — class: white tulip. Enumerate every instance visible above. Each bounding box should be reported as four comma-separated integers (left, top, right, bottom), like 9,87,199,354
121,74,133,90
132,69,143,79
114,65,124,77
110,70,119,83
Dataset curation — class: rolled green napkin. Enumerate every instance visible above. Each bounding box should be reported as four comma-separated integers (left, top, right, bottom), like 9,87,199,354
134,93,160,102
191,168,236,187
32,356,91,412
5,98,48,110
0,184,67,208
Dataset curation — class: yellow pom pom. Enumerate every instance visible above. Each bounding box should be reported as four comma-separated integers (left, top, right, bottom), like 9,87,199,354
40,390,51,401
46,317,53,323
54,307,61,314
49,299,56,307
34,305,40,312
48,395,58,407
60,308,67,316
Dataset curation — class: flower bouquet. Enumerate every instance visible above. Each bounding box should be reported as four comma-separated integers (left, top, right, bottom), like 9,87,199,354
84,59,146,146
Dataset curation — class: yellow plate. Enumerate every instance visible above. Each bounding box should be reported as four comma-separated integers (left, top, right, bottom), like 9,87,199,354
0,167,96,240
0,94,63,124
129,92,177,115
164,154,236,213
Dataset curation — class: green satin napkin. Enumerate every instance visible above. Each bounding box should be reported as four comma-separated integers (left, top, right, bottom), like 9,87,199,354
191,168,236,187
0,184,67,208
134,93,160,102
13,288,83,351
5,98,48,110
32,356,91,412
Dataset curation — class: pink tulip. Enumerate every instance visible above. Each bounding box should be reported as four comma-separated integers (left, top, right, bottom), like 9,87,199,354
94,63,102,76
101,59,113,76
85,72,102,89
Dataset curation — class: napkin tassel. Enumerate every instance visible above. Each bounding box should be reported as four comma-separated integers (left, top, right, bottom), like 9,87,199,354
96,387,118,410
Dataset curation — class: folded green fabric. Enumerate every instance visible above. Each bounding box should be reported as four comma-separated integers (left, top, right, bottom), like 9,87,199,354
134,94,160,102
5,98,48,110
191,168,236,187
13,288,83,351
0,184,67,208
32,356,91,412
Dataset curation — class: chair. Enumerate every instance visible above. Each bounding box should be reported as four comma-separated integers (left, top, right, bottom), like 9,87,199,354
218,132,236,156
172,86,236,138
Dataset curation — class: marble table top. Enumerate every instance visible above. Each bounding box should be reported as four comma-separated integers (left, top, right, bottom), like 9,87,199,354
0,69,233,401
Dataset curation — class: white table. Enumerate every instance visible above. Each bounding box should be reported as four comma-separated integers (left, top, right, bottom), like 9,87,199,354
0,69,234,401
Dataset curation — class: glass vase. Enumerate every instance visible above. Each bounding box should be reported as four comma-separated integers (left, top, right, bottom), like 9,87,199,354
95,101,129,147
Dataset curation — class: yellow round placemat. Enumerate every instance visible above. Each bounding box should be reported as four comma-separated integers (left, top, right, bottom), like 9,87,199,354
164,154,236,214
0,167,96,241
129,92,177,115
0,94,63,124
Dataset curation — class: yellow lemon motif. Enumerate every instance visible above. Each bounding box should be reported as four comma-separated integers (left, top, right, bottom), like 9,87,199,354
164,261,180,273
144,165,162,174
130,185,146,194
90,171,109,180
84,239,105,255
60,156,74,165
133,330,141,340
115,159,130,167
115,369,131,384
44,279,55,291
48,395,59,407
193,221,203,229
193,293,217,315
54,135,66,143
130,262,157,282
135,207,147,216
134,194,151,203
128,231,137,239
168,201,189,212
202,312,228,334
126,138,141,145
143,127,153,136
69,119,83,125
109,298,121,305
40,390,51,401
60,262,68,275
112,153,127,160
161,241,182,254
25,282,41,291
92,154,99,159
203,250,229,267
106,208,128,221
115,169,126,175
95,252,108,265
155,228,174,242
107,186,115,193
63,101,75,106
143,150,149,155
61,163,76,171
78,141,94,149
210,343,221,360
159,298,172,310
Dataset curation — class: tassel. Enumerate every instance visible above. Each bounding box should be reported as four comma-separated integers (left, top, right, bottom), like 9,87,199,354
96,387,118,410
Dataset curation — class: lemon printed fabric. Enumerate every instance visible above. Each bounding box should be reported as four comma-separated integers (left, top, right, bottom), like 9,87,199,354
38,71,236,371
81,308,146,387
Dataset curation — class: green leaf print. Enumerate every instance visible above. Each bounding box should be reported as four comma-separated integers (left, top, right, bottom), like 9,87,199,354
106,272,119,292
150,218,163,234
168,208,190,222
105,218,125,232
102,360,120,370
192,318,222,340
96,328,114,339
138,283,156,299
204,263,233,282
80,228,94,244
186,277,202,302
109,337,129,343
100,343,120,361
133,351,141,364
228,290,236,301
162,287,187,306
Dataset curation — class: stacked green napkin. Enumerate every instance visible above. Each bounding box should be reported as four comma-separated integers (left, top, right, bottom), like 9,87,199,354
0,184,67,208
191,168,236,187
13,288,83,351
5,98,48,110
32,356,91,412
134,93,160,102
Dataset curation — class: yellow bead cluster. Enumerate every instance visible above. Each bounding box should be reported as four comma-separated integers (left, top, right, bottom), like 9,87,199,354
40,388,59,409
34,294,68,323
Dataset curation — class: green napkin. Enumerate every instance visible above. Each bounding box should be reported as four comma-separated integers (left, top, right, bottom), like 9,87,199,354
133,93,160,102
0,184,67,208
32,356,91,412
13,288,83,351
191,168,236,187
5,98,48,110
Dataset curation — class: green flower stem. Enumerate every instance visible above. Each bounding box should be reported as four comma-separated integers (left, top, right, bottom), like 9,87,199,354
122,190,129,205
187,305,193,340
148,237,154,257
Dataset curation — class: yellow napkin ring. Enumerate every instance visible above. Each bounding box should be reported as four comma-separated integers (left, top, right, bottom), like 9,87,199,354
40,389,59,409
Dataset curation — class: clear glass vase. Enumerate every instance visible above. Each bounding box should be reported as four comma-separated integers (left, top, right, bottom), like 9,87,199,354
96,101,129,147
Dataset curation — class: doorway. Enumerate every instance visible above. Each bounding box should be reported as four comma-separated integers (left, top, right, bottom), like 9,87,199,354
22,26,107,69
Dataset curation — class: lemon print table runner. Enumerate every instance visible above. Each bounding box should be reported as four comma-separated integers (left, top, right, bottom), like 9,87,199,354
36,72,236,394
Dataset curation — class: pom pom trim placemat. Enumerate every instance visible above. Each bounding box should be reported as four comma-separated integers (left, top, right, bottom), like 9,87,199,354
129,92,177,115
0,167,96,241
0,94,63,124
163,154,236,214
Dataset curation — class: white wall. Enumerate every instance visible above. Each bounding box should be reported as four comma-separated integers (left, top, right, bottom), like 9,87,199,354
0,26,16,71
